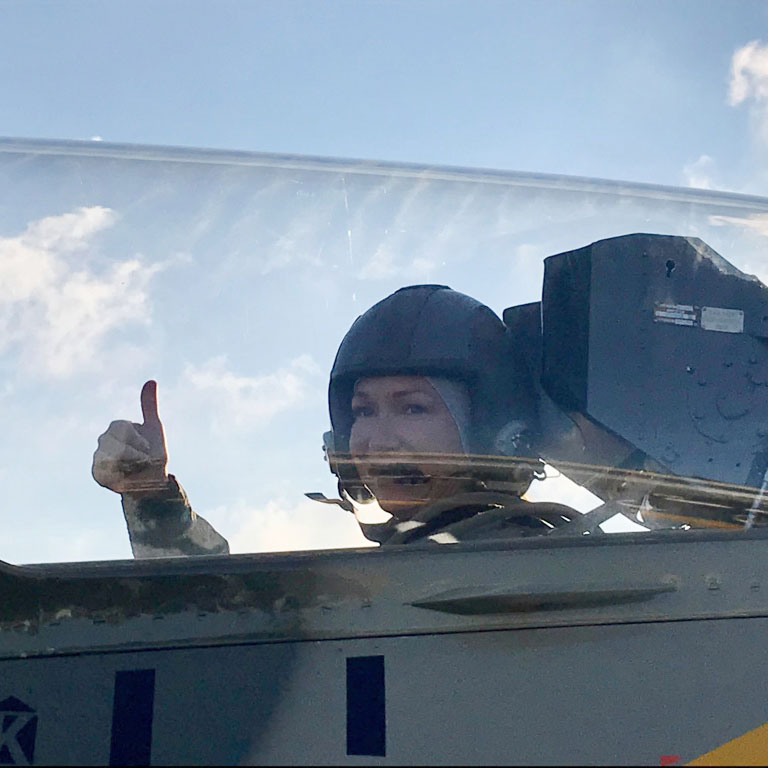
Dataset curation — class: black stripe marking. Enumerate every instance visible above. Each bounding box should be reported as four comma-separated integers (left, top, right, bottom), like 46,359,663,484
109,669,155,766
346,655,386,756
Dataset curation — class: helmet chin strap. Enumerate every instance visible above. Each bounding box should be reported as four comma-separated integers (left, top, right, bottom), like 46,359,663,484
426,376,471,454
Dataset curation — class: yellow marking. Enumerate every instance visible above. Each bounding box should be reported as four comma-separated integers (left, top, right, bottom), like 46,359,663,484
688,721,768,765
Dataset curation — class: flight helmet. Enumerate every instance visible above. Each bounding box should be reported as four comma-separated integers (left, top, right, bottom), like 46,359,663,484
328,285,539,498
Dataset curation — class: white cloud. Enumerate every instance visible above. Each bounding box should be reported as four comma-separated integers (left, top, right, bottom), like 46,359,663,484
27,204,114,252
708,212,768,284
709,212,768,237
729,40,768,146
514,242,547,264
217,495,375,553
251,183,339,275
0,207,163,377
358,244,436,280
358,246,396,279
682,154,716,189
181,354,322,431
355,178,478,282
729,41,768,106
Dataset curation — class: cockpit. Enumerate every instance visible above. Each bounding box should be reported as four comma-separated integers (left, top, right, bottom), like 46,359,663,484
3,138,768,562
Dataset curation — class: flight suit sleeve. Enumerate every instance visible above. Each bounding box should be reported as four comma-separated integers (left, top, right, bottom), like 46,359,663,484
120,474,230,558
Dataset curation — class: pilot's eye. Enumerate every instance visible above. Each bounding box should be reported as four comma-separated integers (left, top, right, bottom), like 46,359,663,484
352,404,374,419
404,403,428,415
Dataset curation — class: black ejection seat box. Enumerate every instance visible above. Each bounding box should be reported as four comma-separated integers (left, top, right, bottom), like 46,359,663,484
537,233,768,488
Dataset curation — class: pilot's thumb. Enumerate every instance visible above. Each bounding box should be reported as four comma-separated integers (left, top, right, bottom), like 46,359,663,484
140,380,166,455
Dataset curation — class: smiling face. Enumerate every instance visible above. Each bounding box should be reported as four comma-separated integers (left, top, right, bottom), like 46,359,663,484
348,375,471,519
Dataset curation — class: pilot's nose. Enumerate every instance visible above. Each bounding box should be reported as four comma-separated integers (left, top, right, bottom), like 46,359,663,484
364,417,403,453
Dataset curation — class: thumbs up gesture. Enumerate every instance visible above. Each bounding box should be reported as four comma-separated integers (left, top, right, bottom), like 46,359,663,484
92,381,169,495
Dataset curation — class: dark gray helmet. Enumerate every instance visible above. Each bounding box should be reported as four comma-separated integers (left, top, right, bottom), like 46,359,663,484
328,285,538,464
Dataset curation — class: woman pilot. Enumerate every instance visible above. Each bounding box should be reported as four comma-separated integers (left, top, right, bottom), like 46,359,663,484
92,284,577,556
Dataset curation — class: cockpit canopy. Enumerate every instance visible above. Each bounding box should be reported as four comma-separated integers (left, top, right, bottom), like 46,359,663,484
3,138,768,561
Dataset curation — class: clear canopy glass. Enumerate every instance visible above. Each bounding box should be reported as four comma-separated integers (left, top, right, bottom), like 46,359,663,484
3,138,768,563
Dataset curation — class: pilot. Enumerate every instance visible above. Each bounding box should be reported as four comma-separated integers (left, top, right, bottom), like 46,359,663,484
92,284,578,556
325,284,579,543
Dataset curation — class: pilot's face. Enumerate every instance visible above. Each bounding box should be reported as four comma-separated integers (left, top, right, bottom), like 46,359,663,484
349,375,467,519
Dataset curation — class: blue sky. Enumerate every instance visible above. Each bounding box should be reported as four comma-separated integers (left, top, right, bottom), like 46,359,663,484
1,0,766,188
3,1,768,563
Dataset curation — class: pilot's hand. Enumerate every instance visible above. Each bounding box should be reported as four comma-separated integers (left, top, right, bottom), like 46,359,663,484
92,380,169,495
